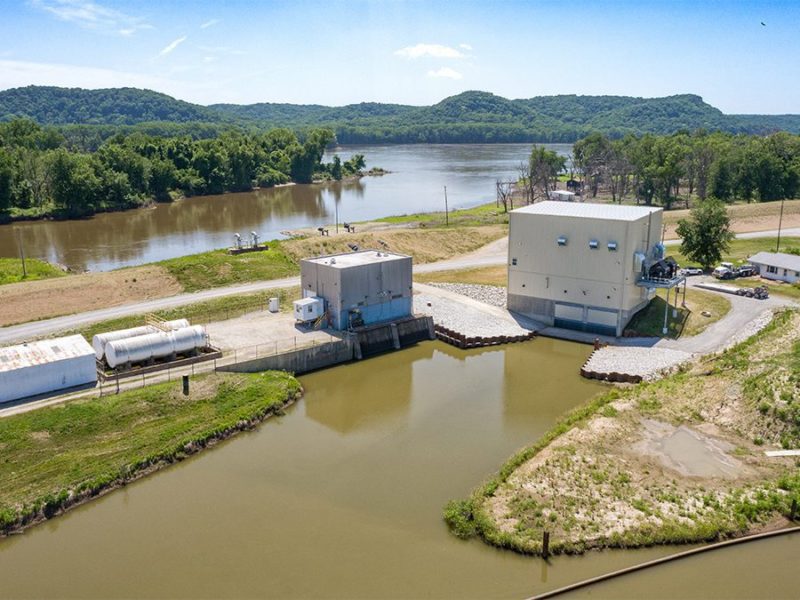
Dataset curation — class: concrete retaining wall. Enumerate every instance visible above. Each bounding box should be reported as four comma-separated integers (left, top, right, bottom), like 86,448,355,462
220,339,355,375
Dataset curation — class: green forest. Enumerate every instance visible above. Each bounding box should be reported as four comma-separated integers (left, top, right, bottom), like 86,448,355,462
569,130,800,208
0,120,365,220
2,86,800,145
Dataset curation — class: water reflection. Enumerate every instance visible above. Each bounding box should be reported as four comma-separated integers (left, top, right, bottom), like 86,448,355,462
0,144,570,271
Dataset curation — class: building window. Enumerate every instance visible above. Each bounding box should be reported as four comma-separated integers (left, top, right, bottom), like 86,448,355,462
767,265,778,274
607,241,618,251
589,239,599,250
557,236,568,246
784,269,789,276
511,258,518,266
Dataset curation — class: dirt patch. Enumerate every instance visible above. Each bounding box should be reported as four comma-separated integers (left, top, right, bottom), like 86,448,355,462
282,226,507,264
0,266,182,326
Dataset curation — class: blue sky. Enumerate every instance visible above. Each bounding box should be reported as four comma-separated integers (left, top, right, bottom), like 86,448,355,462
0,0,797,113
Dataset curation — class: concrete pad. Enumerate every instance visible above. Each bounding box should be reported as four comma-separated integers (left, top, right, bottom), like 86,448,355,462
205,310,339,352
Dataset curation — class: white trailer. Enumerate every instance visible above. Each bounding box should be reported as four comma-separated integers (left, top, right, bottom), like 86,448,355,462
293,297,324,323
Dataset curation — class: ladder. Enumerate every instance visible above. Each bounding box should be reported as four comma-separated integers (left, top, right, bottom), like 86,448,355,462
145,314,171,332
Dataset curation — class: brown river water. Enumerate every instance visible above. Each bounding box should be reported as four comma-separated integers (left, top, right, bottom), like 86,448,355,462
0,144,570,272
1,339,798,598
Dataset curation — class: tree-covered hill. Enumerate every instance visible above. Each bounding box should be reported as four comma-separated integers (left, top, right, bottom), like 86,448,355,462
1,85,800,144
0,86,217,125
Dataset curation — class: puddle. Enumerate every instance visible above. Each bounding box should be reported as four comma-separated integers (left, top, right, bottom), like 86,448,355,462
635,419,746,478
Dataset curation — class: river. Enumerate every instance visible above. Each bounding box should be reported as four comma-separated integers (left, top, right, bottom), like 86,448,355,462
0,144,571,272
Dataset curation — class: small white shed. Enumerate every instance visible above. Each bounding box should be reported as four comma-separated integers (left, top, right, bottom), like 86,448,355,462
748,252,800,284
0,335,97,403
293,297,325,323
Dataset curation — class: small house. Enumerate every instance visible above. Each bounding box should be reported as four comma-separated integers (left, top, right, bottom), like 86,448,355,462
748,251,800,284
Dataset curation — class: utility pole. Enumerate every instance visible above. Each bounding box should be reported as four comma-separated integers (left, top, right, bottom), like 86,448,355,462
335,200,339,235
16,229,27,278
776,197,785,252
444,185,449,227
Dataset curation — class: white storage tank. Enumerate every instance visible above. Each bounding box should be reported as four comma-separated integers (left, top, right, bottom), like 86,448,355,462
293,297,324,323
92,319,190,360
105,325,207,369
0,335,97,404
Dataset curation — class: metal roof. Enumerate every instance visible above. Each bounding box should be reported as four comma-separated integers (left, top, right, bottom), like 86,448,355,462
0,335,94,373
511,200,662,222
748,251,800,272
304,250,410,269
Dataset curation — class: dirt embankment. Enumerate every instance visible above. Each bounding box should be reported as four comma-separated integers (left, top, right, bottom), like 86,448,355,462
282,225,507,264
465,310,800,555
663,200,800,240
0,266,182,327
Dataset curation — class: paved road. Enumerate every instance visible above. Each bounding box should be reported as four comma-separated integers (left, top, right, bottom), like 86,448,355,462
663,227,800,246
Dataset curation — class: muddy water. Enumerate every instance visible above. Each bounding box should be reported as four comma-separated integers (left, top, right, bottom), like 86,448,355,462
0,144,571,272
0,338,677,600
565,533,800,599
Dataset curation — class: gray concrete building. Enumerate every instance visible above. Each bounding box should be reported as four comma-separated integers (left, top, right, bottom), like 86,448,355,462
300,250,413,330
507,201,664,336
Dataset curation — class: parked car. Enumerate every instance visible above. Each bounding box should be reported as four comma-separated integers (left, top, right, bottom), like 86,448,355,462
736,265,758,277
680,266,704,276
712,266,734,279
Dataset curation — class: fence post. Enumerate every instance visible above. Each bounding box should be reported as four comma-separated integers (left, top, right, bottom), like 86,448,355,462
542,531,550,559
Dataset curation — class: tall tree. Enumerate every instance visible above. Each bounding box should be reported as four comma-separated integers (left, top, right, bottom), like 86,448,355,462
676,198,734,269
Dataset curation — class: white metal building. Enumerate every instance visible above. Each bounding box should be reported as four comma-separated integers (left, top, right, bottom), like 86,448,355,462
0,335,97,403
507,201,664,336
748,251,800,284
300,250,413,330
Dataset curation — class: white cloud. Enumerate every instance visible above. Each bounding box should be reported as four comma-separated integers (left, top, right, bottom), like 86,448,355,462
394,43,465,59
427,67,463,80
200,19,219,29
0,58,230,104
30,0,152,36
459,43,472,51
0,58,170,91
159,36,187,57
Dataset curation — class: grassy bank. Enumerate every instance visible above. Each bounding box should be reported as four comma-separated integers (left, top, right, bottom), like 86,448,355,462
156,226,507,292
0,257,66,286
158,246,298,293
625,288,732,338
374,202,509,228
446,309,800,555
0,371,301,535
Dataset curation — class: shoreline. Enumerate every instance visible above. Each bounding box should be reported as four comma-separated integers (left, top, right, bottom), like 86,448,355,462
446,308,800,556
0,383,303,538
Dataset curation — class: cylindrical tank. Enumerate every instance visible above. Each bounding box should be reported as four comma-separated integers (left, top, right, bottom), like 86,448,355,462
269,297,279,313
92,319,190,360
105,325,206,368
171,325,208,355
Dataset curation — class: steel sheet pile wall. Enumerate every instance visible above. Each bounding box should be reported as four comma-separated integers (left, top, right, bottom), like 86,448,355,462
0,335,96,403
